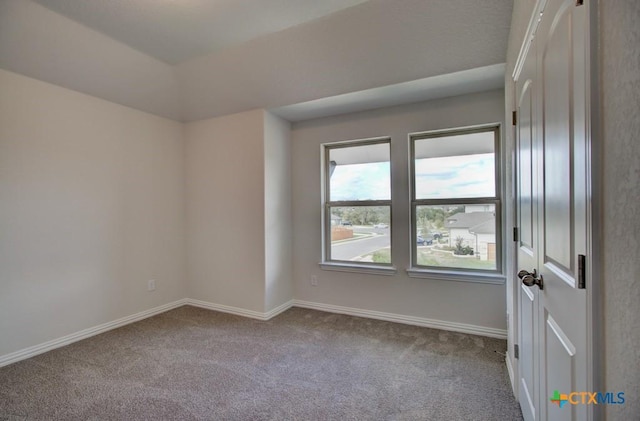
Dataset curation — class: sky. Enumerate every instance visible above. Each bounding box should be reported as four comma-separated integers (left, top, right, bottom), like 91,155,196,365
331,162,390,200
415,153,495,199
330,153,495,200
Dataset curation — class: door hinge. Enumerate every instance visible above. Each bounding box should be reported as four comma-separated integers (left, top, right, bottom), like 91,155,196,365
578,254,586,289
514,344,519,359
513,227,519,242
512,110,517,125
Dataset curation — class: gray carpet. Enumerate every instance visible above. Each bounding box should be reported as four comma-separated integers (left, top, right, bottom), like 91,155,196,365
0,306,522,420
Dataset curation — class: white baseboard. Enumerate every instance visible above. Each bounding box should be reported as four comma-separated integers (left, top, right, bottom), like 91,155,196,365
292,299,508,339
265,300,295,319
184,298,294,321
0,299,188,368
0,297,506,368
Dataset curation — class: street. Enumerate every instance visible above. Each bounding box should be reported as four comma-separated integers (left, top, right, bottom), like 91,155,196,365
331,227,389,261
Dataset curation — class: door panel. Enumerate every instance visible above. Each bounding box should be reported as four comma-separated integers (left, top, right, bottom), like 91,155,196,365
545,313,576,421
518,80,535,250
520,284,537,420
542,1,573,271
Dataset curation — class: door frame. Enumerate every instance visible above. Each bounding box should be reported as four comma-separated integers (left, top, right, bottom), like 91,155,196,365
506,0,603,419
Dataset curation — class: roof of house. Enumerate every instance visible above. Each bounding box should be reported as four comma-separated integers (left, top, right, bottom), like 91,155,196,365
445,212,494,230
469,218,496,235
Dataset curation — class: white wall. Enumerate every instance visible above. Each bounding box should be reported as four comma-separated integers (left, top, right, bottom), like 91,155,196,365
476,233,495,261
449,229,476,249
601,1,640,419
0,69,186,357
185,109,267,312
264,112,294,311
291,90,507,330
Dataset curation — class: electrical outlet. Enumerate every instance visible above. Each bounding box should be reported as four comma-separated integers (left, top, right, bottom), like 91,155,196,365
310,275,318,286
147,279,156,291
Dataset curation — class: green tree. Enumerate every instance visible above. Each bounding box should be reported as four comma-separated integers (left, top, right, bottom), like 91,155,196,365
454,236,474,255
340,206,389,226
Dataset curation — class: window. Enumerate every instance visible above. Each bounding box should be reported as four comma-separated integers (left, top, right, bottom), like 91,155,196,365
322,138,392,269
410,126,501,274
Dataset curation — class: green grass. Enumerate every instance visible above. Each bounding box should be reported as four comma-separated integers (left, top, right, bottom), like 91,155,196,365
365,247,495,270
372,248,391,264
417,248,495,270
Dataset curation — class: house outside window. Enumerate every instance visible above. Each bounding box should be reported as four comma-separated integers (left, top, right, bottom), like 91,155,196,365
410,126,501,275
322,138,392,269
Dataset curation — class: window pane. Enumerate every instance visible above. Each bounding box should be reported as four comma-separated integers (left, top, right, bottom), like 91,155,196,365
414,131,495,199
415,204,497,270
329,142,390,201
329,206,390,264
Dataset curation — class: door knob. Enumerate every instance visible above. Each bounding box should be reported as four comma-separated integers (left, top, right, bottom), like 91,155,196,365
517,269,537,279
522,273,544,290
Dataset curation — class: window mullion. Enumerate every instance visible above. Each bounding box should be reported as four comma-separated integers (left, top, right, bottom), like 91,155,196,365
413,197,499,207
328,200,391,207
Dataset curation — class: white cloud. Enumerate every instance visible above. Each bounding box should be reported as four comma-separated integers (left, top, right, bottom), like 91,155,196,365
415,154,494,199
329,154,494,201
331,162,390,201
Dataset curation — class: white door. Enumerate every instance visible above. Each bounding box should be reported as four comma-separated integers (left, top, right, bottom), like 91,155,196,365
515,1,590,420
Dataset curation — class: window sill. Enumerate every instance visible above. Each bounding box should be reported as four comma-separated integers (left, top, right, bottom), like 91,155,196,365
406,268,505,284
319,262,397,276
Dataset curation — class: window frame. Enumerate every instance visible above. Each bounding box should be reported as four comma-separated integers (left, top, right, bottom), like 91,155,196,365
321,137,395,274
408,125,504,281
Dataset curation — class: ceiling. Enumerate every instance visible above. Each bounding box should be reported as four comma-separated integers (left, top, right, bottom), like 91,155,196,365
0,0,514,122
272,64,505,122
31,0,370,65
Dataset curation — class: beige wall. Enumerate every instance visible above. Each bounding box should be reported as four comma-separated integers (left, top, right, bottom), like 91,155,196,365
0,69,186,356
291,90,508,331
185,110,294,313
264,112,294,312
184,109,267,312
601,1,640,419
0,76,294,360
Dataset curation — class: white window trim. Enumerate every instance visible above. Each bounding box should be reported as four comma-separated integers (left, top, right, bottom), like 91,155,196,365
321,137,393,271
406,268,505,284
320,262,397,276
409,124,504,276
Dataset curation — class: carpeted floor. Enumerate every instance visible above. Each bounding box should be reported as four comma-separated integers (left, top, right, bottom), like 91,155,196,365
0,306,522,420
